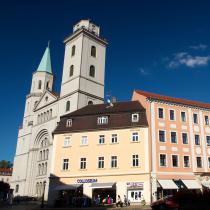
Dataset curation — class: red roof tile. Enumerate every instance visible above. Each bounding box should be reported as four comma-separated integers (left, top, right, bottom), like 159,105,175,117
135,90,210,109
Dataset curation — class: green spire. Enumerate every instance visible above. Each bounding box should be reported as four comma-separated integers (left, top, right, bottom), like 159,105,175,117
37,43,52,74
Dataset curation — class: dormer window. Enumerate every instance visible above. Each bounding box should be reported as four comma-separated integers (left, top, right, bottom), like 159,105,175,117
97,116,108,125
66,119,72,127
132,113,139,122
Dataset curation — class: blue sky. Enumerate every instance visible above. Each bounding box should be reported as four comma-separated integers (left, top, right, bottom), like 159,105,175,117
1,0,210,161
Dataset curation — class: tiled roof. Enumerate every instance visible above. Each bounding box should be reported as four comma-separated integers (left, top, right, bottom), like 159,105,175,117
0,168,12,176
54,101,148,134
135,90,210,109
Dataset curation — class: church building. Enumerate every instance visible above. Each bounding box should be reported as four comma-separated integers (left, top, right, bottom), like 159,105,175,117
11,19,108,199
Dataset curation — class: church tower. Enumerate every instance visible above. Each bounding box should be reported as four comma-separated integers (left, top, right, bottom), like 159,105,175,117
59,20,108,116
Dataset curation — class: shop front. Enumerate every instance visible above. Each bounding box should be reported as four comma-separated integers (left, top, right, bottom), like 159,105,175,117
126,182,144,203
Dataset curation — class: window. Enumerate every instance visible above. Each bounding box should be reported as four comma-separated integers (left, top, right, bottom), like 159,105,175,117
195,135,200,145
63,159,69,170
205,116,209,125
132,132,139,142
196,157,202,168
81,136,88,145
170,110,175,120
89,65,95,77
66,119,72,127
98,157,104,168
64,137,70,147
193,113,198,124
46,81,50,89
132,113,139,122
132,154,139,167
15,184,19,193
208,157,210,168
182,133,188,144
111,156,117,168
91,46,96,57
159,130,165,142
97,116,108,124
181,111,186,122
184,156,190,167
206,136,210,146
88,100,93,105
80,158,86,169
38,80,42,89
160,154,166,167
171,132,177,143
99,135,105,144
71,45,76,56
158,108,164,119
69,65,74,77
172,155,178,167
66,101,70,112
111,134,118,143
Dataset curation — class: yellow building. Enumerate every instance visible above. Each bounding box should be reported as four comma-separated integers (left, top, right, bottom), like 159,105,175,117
48,101,150,206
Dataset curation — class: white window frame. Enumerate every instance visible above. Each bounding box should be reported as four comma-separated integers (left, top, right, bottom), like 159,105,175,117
158,130,166,143
180,111,187,123
169,109,176,121
81,136,88,145
170,131,178,144
206,136,210,146
66,119,72,127
62,158,69,171
63,137,71,147
80,157,87,169
99,135,105,144
111,134,118,144
205,115,209,125
159,153,167,167
97,116,108,125
183,155,190,168
98,156,105,169
132,154,140,167
132,132,139,142
158,107,164,119
132,113,139,122
171,154,179,167
111,155,118,168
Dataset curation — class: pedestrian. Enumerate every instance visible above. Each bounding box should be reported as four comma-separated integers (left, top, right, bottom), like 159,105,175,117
116,195,123,207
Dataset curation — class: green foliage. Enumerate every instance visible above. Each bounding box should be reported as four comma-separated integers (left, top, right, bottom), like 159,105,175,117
0,160,13,168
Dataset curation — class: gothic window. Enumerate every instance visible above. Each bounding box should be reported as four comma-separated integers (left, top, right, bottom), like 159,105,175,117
71,45,76,56
50,109,52,118
91,46,96,57
45,162,47,174
38,164,41,175
46,81,50,89
40,151,42,160
38,80,42,89
41,113,43,123
69,65,74,77
89,65,95,77
66,101,70,112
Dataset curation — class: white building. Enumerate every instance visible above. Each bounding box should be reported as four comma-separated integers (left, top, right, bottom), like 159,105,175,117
11,20,108,199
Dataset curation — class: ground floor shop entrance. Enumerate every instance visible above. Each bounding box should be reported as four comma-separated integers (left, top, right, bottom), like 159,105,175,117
91,182,116,204
127,182,144,203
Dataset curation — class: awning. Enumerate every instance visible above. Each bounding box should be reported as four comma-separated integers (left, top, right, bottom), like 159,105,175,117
181,180,201,189
54,184,82,191
158,180,178,189
90,182,115,189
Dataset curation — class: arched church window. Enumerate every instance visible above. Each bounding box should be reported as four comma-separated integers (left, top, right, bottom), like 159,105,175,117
89,65,95,77
88,100,93,105
41,113,43,123
45,162,47,174
38,80,42,90
40,151,42,161
50,109,52,118
69,65,74,77
44,112,46,122
47,110,49,120
46,149,49,160
91,46,96,57
66,101,70,112
46,81,50,89
71,45,76,56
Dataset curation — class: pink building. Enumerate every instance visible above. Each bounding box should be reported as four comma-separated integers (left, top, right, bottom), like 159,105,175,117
132,90,210,201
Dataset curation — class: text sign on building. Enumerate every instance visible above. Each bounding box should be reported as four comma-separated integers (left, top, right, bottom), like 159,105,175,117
77,178,98,183
127,182,144,189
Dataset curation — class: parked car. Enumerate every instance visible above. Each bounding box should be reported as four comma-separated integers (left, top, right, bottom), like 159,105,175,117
151,195,179,210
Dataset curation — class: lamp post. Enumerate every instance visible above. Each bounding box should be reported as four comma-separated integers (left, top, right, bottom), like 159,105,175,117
41,181,46,208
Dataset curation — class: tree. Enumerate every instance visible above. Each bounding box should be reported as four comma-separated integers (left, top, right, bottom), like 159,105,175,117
0,160,13,168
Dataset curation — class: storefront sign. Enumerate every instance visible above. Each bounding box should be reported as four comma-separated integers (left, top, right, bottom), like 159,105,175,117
126,182,144,189
77,178,98,183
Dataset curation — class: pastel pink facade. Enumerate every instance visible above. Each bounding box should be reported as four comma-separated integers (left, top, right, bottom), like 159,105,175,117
132,90,210,200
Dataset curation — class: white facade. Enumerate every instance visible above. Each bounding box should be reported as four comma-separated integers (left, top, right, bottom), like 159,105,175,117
11,20,107,199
